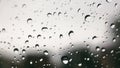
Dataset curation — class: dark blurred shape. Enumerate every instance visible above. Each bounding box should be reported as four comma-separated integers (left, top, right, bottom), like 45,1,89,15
21,54,54,68
0,54,54,68
61,48,102,68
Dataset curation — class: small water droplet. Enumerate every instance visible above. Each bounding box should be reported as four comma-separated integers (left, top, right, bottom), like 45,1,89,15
28,35,32,38
22,4,27,8
35,44,39,48
2,28,6,32
49,36,52,39
69,58,72,62
97,3,102,8
116,34,119,37
71,44,74,47
22,49,26,54
14,48,19,53
37,34,41,38
77,8,81,12
112,38,116,42
22,56,25,60
25,40,29,43
13,56,16,60
114,3,118,7
43,50,48,55
58,12,62,16
30,61,33,64
84,15,91,21
47,13,52,17
96,46,100,51
40,58,43,62
102,56,106,59
110,50,114,53
27,18,32,23
78,63,82,67
59,34,63,38
61,56,69,64
53,12,56,15
92,36,97,40
43,45,46,47
116,28,119,31
86,44,90,48
68,30,74,36
110,23,115,28
86,58,90,61
41,27,48,31
11,66,14,68
101,48,106,52
106,0,112,3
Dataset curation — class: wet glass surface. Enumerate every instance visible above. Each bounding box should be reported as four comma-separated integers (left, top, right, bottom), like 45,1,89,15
0,0,120,68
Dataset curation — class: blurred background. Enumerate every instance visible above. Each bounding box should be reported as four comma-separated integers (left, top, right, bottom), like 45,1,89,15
0,0,120,68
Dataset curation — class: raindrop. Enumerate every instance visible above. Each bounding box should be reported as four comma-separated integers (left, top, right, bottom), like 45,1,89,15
101,48,106,52
92,36,97,40
110,50,114,53
77,8,81,12
68,30,74,36
71,44,74,48
106,0,112,3
114,3,118,7
30,61,33,64
14,56,16,60
69,58,72,62
96,46,100,51
43,45,46,47
22,4,27,8
61,56,69,64
14,48,19,53
97,3,102,8
47,13,52,17
86,44,90,48
40,58,43,62
11,65,17,68
102,56,106,59
22,56,25,60
43,50,49,55
84,15,91,21
37,34,41,38
41,27,48,31
11,66,14,68
27,18,32,23
27,46,30,49
116,28,119,31
25,40,29,43
86,58,90,61
28,35,32,38
49,36,52,39
112,38,116,42
58,12,62,16
110,23,115,28
22,49,26,54
78,63,82,67
76,51,79,54
116,34,119,37
35,44,39,48
59,34,63,38
2,28,6,31
53,12,56,15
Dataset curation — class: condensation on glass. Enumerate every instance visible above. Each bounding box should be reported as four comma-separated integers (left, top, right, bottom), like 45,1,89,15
0,0,120,68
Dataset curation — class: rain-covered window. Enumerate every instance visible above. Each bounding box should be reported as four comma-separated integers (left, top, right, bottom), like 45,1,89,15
0,0,120,68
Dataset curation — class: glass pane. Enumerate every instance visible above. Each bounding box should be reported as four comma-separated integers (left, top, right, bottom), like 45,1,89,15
0,0,120,68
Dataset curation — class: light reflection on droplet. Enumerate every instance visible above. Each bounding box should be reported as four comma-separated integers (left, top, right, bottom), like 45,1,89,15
61,56,69,64
43,50,49,55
